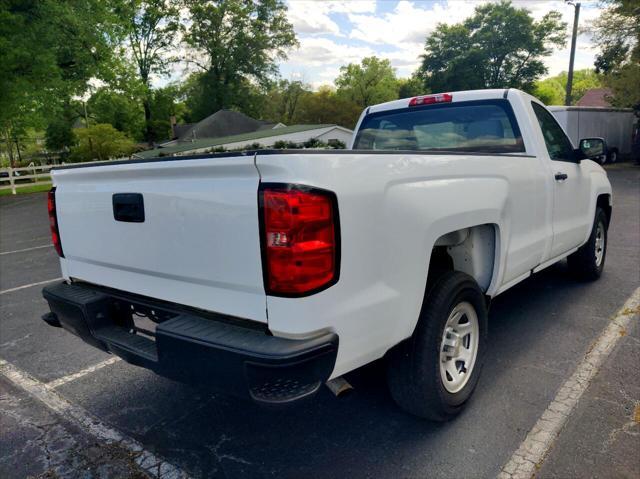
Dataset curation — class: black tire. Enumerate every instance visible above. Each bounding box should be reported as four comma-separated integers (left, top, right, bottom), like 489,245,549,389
386,271,488,421
567,207,608,280
608,149,618,163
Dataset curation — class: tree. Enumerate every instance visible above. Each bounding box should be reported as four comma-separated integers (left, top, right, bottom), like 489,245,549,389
0,0,120,166
88,87,145,140
260,79,309,124
533,69,604,105
397,74,426,99
335,57,398,108
45,119,76,153
183,0,297,121
148,85,187,141
590,0,639,109
115,0,180,144
294,86,362,129
71,124,135,162
419,1,567,93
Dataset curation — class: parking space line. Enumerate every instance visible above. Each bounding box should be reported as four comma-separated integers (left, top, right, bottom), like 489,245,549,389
46,357,122,389
0,358,191,479
0,277,62,295
0,244,52,255
498,287,640,479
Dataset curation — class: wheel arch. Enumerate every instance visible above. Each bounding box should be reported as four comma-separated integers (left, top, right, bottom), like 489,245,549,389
402,222,502,341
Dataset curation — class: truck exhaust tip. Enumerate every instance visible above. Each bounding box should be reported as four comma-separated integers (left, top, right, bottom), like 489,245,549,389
325,377,353,397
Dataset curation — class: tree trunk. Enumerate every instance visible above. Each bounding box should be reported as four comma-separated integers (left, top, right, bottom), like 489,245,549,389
144,95,153,147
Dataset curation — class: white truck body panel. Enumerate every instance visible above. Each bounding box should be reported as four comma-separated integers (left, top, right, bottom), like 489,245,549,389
549,106,635,155
50,89,612,380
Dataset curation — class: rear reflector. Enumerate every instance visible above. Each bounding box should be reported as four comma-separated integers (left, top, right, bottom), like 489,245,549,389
409,93,452,106
47,187,64,257
260,185,339,296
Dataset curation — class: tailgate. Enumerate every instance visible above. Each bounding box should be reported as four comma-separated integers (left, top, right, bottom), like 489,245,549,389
52,156,267,322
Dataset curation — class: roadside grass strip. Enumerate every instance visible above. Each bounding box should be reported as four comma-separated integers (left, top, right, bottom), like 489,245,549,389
0,358,192,479
499,287,640,479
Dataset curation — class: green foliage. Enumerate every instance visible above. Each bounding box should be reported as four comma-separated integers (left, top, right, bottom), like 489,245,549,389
590,0,640,110
335,57,398,108
303,137,323,148
71,124,135,162
115,0,181,143
0,0,120,165
293,86,363,129
147,85,186,142
533,70,604,105
398,75,426,99
605,63,640,109
45,120,76,152
183,0,297,120
273,140,299,149
88,88,145,140
419,1,567,92
262,80,308,124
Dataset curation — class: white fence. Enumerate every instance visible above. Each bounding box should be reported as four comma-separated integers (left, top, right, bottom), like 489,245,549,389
0,164,53,194
0,158,128,195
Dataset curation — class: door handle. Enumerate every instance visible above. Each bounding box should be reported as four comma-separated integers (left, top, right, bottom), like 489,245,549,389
554,172,568,181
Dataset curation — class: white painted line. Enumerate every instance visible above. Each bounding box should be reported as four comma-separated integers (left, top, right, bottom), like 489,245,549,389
0,277,62,295
0,244,52,256
0,358,191,479
46,357,122,389
498,287,640,479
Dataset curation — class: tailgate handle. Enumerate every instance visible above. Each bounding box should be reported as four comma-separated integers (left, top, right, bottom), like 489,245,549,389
113,193,145,223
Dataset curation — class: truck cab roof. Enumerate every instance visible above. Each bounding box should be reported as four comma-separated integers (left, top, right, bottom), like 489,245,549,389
367,88,527,115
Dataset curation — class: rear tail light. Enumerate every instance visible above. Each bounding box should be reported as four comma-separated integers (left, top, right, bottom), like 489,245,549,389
47,187,64,257
259,184,339,296
409,93,452,106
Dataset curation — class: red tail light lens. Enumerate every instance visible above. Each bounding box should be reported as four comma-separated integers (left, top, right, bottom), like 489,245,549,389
47,187,64,257
409,93,452,106
260,185,339,296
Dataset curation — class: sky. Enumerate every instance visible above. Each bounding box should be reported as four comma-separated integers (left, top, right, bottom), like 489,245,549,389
278,0,604,89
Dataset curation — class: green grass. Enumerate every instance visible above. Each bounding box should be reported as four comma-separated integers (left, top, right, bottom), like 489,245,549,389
0,182,52,196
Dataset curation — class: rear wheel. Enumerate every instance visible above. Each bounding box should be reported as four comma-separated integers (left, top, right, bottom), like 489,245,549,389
387,271,487,420
608,150,618,163
567,207,608,280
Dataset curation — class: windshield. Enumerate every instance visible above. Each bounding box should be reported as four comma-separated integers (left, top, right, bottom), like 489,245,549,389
353,99,524,154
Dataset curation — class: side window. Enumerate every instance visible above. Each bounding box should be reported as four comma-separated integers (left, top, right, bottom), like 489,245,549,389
531,102,575,162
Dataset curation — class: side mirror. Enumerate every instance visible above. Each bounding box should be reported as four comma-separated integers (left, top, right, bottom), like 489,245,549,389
579,137,607,163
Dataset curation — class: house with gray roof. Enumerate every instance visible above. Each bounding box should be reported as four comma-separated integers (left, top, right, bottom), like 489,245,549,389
136,110,353,159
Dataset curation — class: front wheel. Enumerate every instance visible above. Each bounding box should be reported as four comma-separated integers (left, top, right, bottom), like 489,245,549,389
567,207,608,280
386,271,488,421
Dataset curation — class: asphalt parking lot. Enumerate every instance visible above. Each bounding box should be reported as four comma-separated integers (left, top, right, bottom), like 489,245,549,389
0,163,638,479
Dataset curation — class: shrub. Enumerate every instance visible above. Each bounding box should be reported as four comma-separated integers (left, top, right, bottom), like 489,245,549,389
70,124,135,162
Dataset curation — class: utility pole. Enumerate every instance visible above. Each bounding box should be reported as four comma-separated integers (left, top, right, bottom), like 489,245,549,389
565,2,581,106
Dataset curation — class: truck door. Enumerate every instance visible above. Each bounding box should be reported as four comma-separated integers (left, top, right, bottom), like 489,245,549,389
531,102,591,258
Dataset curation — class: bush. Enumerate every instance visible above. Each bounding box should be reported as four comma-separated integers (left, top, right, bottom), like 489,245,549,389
70,124,135,162
328,139,346,149
303,137,325,149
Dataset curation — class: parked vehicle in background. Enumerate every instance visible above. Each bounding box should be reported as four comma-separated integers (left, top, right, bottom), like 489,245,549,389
41,89,612,420
549,106,636,163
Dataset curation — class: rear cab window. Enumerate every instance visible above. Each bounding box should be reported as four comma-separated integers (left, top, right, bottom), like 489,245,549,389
353,99,525,154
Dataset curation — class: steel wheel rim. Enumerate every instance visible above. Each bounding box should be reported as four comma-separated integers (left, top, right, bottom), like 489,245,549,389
439,301,479,394
595,220,605,267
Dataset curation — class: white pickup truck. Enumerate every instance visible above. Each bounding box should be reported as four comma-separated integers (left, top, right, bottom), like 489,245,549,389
42,89,612,420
